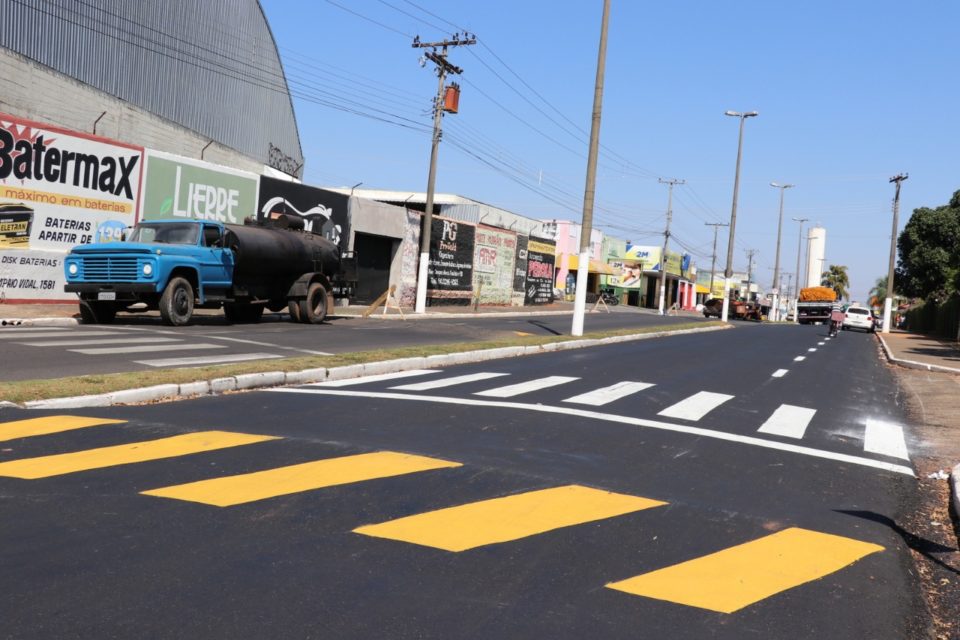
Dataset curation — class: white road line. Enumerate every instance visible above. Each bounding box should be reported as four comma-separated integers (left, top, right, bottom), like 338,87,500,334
19,337,182,347
772,369,789,378
205,335,331,356
658,391,734,421
808,348,817,352
563,381,655,406
818,342,825,346
474,375,579,398
134,353,284,367
309,369,438,387
757,405,817,439
69,343,226,355
0,331,122,339
268,388,914,476
390,372,509,391
863,419,910,460
794,356,806,362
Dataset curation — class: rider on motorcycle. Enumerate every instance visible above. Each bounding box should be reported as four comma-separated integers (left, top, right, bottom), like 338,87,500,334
829,301,844,336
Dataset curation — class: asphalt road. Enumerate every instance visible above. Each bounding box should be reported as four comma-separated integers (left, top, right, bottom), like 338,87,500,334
0,309,707,382
0,324,926,638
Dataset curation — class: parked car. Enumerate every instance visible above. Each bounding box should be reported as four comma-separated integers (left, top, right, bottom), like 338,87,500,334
702,298,723,318
842,305,874,332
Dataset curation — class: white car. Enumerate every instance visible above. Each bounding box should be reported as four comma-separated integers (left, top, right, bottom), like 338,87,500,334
843,306,874,332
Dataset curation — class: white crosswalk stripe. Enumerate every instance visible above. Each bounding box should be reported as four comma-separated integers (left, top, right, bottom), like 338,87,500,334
19,337,183,347
0,330,122,339
390,372,509,391
69,343,225,355
757,405,816,439
309,370,438,387
863,420,910,460
563,381,655,406
474,375,579,398
134,353,285,367
658,391,734,421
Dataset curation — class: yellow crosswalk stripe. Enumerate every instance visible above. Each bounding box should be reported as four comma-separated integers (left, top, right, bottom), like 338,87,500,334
354,485,666,552
142,451,462,507
0,415,126,442
606,527,884,613
0,431,278,479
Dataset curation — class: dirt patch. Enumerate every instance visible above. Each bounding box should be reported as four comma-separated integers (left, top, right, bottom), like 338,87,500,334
894,366,960,640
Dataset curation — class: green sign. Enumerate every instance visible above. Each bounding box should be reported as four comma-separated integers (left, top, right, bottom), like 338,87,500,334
141,152,258,223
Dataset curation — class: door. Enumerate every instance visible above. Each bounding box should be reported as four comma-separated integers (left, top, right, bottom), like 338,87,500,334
353,233,397,304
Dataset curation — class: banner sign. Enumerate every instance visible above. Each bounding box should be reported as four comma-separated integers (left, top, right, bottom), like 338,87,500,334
473,225,517,305
0,113,144,300
427,216,475,302
512,235,528,305
524,238,556,305
140,150,258,224
257,176,350,248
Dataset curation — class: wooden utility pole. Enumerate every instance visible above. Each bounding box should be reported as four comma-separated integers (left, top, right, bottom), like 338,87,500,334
705,222,728,299
412,33,476,314
882,173,908,332
657,178,684,314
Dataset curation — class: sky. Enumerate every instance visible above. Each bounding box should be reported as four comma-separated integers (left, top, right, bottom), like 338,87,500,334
258,0,959,303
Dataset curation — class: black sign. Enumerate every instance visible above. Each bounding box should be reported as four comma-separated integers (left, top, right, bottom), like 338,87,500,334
524,238,556,305
427,216,474,303
257,176,350,249
0,204,33,249
513,235,528,294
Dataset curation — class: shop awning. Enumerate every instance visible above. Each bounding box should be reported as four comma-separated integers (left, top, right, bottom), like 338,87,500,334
567,255,620,275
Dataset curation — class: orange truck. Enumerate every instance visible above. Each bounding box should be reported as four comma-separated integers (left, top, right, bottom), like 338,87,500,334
796,286,836,324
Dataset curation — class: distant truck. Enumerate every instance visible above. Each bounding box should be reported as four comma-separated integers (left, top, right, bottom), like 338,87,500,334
64,215,355,326
796,286,836,324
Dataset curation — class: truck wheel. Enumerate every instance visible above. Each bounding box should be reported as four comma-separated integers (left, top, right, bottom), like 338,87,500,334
159,277,194,326
287,299,302,323
224,302,264,323
298,282,328,324
79,300,116,324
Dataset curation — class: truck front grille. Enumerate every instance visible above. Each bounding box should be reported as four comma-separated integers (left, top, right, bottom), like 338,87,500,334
83,256,139,281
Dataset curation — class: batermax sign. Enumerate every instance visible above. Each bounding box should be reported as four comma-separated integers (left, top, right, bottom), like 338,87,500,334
0,126,139,200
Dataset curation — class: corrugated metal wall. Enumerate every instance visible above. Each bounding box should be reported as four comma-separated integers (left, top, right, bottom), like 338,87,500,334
1,0,302,175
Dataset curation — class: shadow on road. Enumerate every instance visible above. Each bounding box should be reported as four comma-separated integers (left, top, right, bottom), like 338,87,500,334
836,509,959,576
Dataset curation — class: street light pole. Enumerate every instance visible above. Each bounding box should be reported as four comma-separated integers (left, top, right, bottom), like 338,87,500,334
769,182,794,321
791,217,809,324
571,0,610,336
657,178,684,314
883,173,908,333
721,110,758,323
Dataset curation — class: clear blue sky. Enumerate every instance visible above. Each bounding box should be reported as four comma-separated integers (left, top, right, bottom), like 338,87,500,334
259,0,958,303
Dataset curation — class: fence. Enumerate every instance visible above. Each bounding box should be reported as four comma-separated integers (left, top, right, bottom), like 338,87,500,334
904,295,960,340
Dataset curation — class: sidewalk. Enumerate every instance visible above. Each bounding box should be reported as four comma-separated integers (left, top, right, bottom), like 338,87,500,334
876,329,960,374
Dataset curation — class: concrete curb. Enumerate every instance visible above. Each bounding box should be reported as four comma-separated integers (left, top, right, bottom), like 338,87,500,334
875,333,960,375
17,323,731,410
952,464,960,540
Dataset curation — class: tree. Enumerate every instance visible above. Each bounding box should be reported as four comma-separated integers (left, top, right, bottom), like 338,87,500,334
896,189,960,301
821,264,850,301
868,276,887,307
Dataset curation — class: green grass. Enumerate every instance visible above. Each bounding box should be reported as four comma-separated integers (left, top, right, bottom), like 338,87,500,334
0,321,725,404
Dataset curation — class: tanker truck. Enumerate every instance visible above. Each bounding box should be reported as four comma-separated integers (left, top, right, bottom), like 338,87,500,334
63,215,355,326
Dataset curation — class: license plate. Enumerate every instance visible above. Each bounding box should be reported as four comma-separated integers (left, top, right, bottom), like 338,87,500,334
98,292,116,301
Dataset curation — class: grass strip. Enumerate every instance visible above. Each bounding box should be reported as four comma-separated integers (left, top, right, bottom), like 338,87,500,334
0,321,723,404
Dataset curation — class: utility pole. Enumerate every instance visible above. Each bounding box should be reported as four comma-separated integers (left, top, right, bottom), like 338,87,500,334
571,0,610,336
791,217,809,324
721,110,759,322
769,182,794,321
704,222,728,299
657,178,684,314
883,173,908,333
744,249,758,301
412,33,476,314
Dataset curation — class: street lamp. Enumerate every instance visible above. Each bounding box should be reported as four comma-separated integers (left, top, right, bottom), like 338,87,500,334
769,182,794,321
792,216,809,324
721,110,759,323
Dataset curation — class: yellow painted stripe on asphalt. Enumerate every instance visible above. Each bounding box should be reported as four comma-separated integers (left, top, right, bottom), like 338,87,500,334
354,485,666,552
0,431,278,479
606,527,884,613
0,415,126,442
142,451,462,507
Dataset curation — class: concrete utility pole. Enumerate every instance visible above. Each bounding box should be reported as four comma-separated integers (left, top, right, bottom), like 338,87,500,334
883,173,908,333
413,33,476,314
769,182,794,321
657,178,684,314
721,110,759,322
791,217,809,324
571,0,610,336
744,249,758,301
705,222,728,299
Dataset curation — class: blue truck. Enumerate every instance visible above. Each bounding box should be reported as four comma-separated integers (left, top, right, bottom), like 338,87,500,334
64,215,354,325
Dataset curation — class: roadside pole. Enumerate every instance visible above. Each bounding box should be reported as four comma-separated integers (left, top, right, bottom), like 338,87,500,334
882,173,908,333
657,178,684,314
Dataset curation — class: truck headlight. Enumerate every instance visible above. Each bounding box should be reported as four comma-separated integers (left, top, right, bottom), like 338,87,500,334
142,262,153,276
68,263,79,275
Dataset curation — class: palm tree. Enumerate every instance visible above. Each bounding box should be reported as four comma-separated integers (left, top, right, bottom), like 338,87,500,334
821,264,850,301
868,276,888,307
